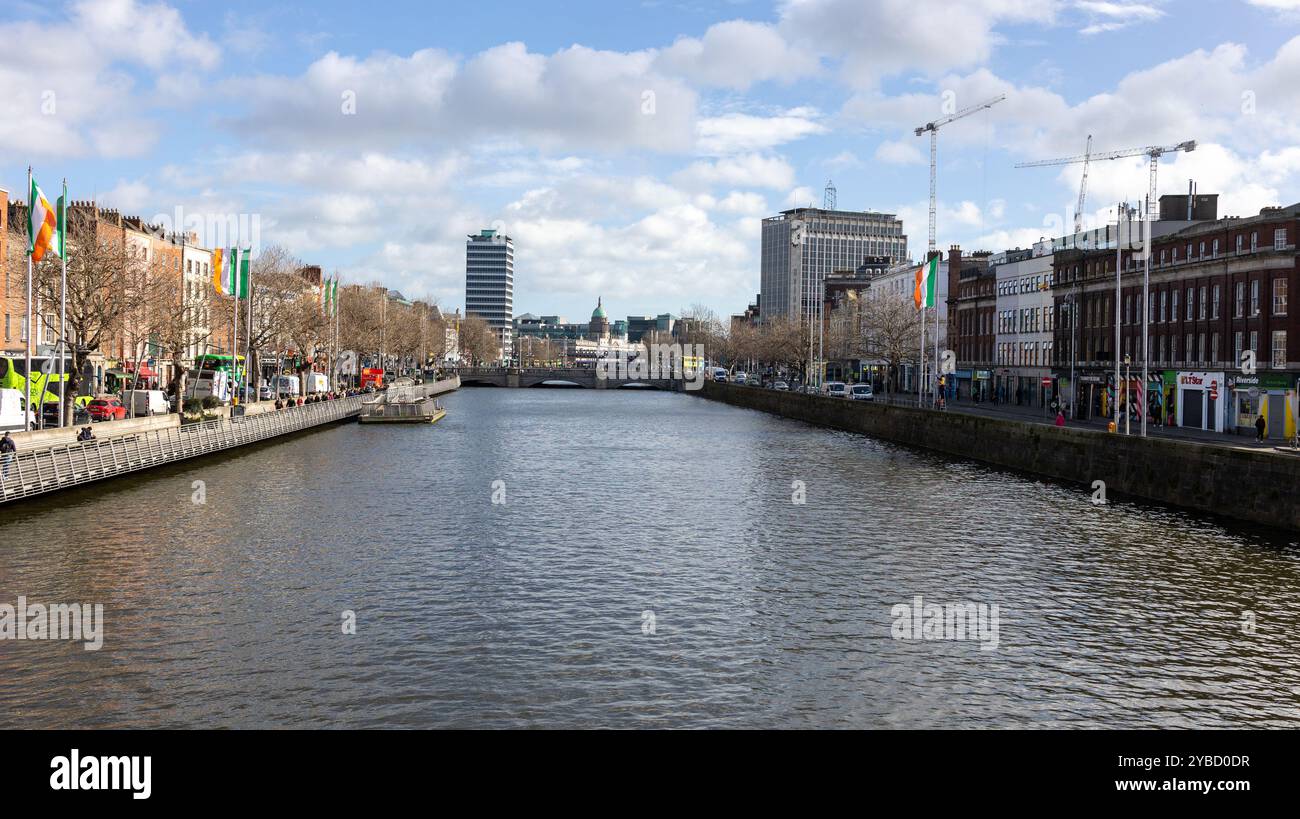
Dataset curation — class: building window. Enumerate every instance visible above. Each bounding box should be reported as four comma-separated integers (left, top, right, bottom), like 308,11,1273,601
1185,334,1193,363
1212,284,1220,319
1235,281,1245,317
1158,291,1166,323
1211,332,1219,365
1234,331,1243,364
1251,232,1258,252
1277,228,1289,251
1274,278,1288,316
1160,334,1167,363
1251,280,1260,316
1199,285,1207,320
1251,331,1259,360
1273,331,1287,368
1212,239,1219,258
1198,332,1206,363
1186,287,1195,320
1199,241,1206,258
1237,235,1244,253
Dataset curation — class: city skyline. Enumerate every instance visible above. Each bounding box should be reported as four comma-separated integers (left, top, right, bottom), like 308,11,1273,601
1,0,1299,323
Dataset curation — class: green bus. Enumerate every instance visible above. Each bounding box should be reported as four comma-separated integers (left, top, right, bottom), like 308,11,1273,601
0,353,72,406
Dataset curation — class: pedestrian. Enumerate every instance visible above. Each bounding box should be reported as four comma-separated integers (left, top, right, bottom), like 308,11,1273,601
1,430,15,479
1256,413,1267,442
1055,410,1066,427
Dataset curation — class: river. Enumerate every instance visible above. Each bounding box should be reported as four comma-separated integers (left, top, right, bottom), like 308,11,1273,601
2,387,1299,728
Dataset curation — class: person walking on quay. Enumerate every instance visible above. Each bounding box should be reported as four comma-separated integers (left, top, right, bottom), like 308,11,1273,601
1055,410,1066,427
1256,413,1267,442
1,431,15,479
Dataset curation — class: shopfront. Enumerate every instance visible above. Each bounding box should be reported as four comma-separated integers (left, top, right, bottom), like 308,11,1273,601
1175,371,1226,433
1227,373,1296,439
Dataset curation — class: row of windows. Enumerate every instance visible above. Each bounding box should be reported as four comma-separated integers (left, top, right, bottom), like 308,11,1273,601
996,340,1054,367
1065,278,1290,330
998,275,1047,296
1096,331,1290,369
998,307,1054,334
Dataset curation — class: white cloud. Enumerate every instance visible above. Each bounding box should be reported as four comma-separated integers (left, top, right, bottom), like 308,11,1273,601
695,110,826,155
655,19,820,89
674,154,797,191
0,0,215,157
777,0,1062,87
1075,1,1165,35
875,139,925,165
231,42,699,154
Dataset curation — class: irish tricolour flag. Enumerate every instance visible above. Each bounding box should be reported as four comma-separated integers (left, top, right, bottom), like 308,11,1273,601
28,177,61,263
913,256,938,310
212,247,249,298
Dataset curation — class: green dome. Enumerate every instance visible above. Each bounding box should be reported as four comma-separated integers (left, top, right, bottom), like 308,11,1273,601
592,298,607,320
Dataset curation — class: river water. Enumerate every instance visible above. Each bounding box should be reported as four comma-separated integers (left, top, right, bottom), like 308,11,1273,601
2,387,1299,728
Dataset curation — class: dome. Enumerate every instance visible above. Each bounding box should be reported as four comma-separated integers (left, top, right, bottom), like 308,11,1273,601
591,297,607,320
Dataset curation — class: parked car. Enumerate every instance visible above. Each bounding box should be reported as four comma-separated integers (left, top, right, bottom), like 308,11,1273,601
86,396,127,422
746,377,761,386
773,381,789,391
824,381,848,398
41,402,91,426
712,368,728,383
258,384,274,401
733,372,748,384
848,383,875,401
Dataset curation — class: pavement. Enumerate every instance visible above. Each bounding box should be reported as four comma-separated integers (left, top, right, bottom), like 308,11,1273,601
865,391,1299,454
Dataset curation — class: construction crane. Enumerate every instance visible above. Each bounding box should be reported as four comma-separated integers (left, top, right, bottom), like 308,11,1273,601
1074,135,1093,233
914,93,1006,256
1017,138,1195,439
1016,139,1196,229
824,179,836,210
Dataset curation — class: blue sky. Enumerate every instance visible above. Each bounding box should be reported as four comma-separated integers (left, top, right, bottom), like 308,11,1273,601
2,0,1299,322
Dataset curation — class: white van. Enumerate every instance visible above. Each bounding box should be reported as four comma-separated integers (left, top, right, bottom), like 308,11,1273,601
824,381,847,398
187,369,230,403
848,383,875,401
302,372,329,394
274,375,301,397
0,388,35,432
129,389,170,416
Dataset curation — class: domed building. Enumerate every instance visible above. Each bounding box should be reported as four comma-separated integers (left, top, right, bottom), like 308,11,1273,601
587,297,610,341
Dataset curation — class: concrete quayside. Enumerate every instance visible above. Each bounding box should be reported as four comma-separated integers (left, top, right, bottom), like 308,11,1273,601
698,380,1300,532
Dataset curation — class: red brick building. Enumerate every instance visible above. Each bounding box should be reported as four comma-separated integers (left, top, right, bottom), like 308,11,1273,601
1052,202,1299,433
946,245,996,398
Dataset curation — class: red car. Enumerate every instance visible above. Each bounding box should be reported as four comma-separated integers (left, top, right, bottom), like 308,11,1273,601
86,397,127,422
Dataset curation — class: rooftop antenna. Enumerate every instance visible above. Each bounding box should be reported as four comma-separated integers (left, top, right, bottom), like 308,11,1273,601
824,179,837,210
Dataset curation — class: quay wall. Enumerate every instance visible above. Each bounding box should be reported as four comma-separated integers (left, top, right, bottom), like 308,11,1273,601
698,381,1300,531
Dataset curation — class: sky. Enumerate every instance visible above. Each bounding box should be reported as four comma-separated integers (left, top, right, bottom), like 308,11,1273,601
2,0,1299,323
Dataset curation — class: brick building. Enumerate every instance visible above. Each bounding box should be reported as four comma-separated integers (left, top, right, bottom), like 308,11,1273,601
946,246,996,399
1052,202,1299,436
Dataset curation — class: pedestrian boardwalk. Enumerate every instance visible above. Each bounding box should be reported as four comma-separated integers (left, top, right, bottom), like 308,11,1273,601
0,396,366,505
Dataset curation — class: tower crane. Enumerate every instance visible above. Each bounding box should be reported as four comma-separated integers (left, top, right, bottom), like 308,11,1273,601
1016,139,1196,229
1017,138,1195,439
914,93,1006,257
1074,135,1093,233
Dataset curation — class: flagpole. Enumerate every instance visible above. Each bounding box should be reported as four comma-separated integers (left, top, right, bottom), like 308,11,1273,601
246,248,254,401
58,178,68,428
231,246,239,405
25,166,33,430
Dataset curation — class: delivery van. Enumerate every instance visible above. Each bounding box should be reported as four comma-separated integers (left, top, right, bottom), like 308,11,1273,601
129,389,170,416
187,369,231,403
302,372,329,394
273,375,301,398
0,388,35,432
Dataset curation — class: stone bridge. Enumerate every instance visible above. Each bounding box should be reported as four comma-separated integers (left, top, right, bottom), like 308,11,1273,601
456,367,685,390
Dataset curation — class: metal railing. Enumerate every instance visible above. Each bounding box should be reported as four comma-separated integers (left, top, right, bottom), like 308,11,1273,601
0,396,366,505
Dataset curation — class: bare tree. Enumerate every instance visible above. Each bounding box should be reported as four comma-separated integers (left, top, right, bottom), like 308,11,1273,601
458,314,500,365
863,291,922,394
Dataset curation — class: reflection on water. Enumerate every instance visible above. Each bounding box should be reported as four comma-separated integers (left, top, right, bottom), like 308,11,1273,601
2,388,1299,728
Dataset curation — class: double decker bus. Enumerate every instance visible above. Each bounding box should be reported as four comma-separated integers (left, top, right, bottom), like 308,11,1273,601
0,353,73,406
